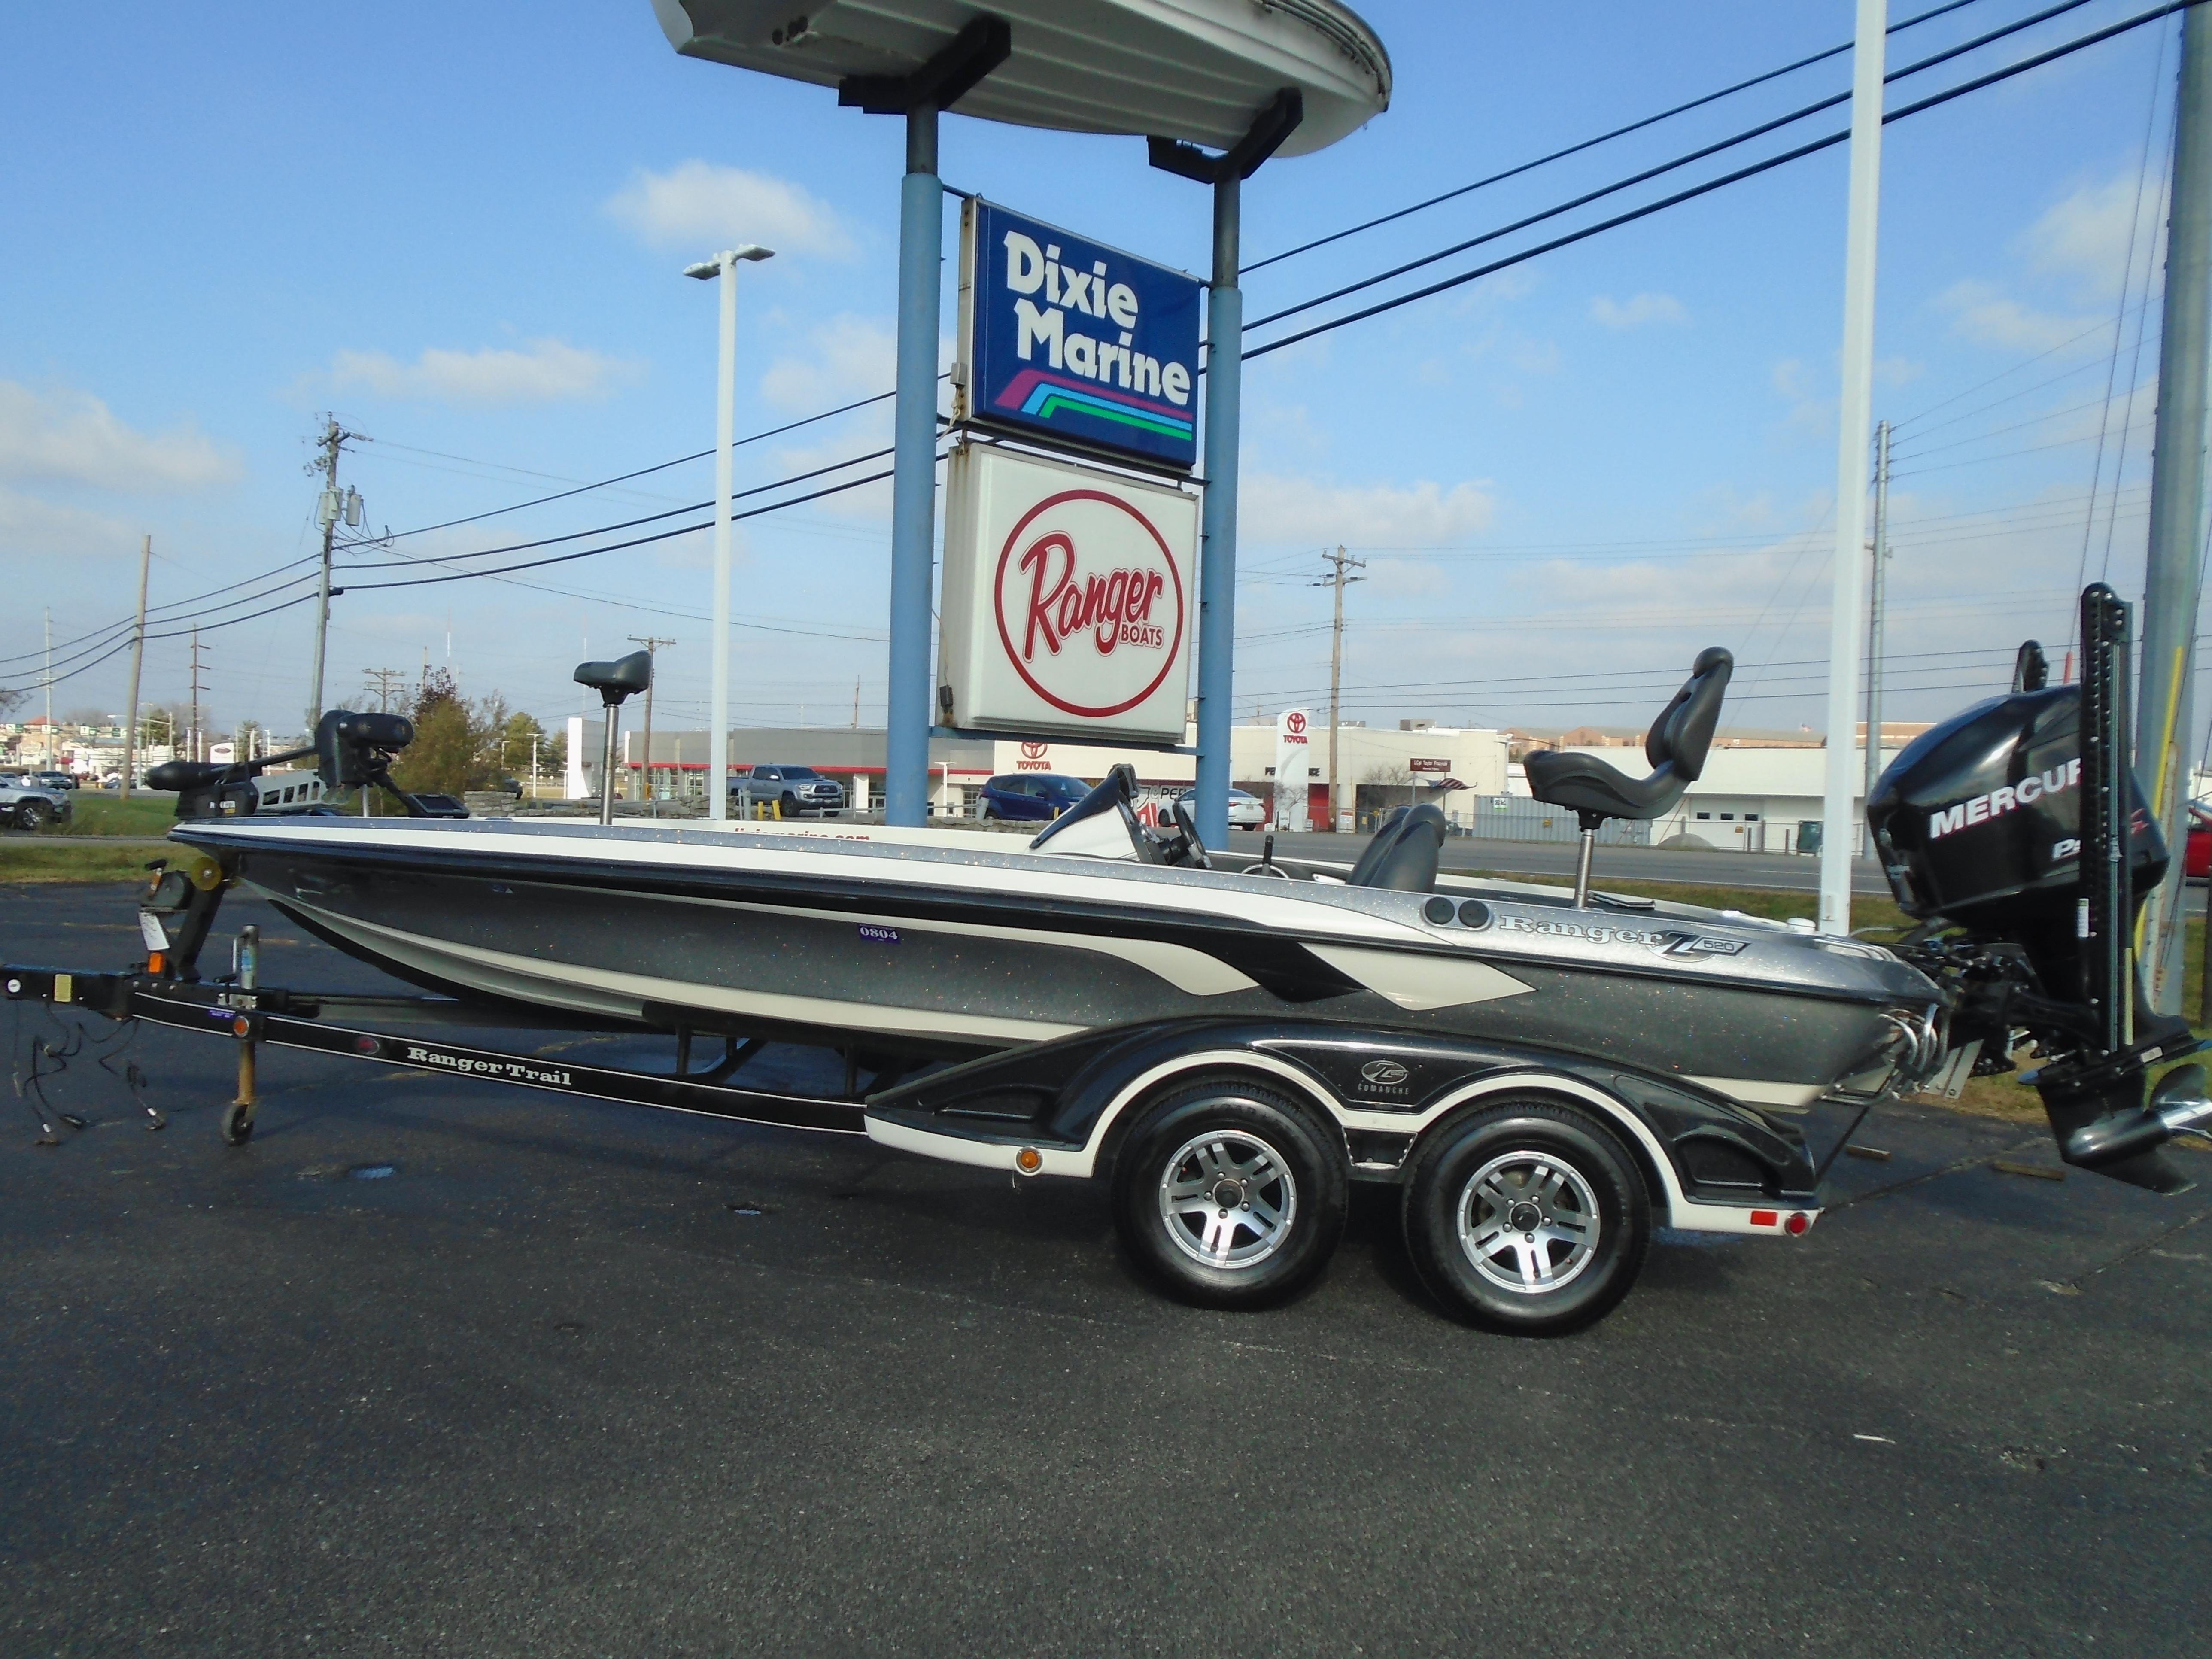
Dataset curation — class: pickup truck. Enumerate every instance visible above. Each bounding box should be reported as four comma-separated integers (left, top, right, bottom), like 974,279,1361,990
730,764,845,819
0,772,74,831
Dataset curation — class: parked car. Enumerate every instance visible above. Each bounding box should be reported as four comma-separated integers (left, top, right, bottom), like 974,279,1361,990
976,773,1091,822
2186,802,2212,881
1175,787,1267,830
731,764,845,818
0,773,73,831
30,770,77,791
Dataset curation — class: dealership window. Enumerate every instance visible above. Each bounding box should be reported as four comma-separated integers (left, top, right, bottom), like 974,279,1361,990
1746,813,1760,822
1720,813,1735,821
1695,811,1710,820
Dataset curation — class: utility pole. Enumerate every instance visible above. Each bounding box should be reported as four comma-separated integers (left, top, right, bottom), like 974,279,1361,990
1863,421,1891,805
2137,3,2212,1012
304,416,362,734
1315,546,1364,833
362,667,408,713
122,534,151,797
626,635,675,803
853,677,861,730
188,629,206,766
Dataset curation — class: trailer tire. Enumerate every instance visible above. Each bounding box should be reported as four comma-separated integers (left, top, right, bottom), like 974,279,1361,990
1402,1098,1650,1336
1111,1076,1346,1309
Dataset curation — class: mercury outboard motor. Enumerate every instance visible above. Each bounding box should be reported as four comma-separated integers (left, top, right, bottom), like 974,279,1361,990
1868,584,2210,1193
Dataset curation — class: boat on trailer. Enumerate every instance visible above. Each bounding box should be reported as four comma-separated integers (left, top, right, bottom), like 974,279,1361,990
9,601,2207,1333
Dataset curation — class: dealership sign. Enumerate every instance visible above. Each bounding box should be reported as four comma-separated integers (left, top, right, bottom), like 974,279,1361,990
939,444,1200,743
1273,709,1312,831
955,198,1203,473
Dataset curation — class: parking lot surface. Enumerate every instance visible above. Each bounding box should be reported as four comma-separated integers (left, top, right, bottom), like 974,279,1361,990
3,882,2209,1656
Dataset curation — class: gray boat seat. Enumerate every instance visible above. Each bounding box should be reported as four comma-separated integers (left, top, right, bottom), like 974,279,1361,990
1523,646,1732,826
1349,802,1447,892
574,650,653,706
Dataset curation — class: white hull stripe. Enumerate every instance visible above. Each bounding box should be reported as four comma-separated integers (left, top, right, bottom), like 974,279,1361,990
289,900,1082,1046
1304,944,1531,1011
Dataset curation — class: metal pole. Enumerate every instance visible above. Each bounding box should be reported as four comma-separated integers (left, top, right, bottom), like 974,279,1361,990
884,104,942,827
42,608,53,770
1194,173,1243,848
1330,551,1344,832
597,708,621,828
2137,4,2212,1013
709,252,737,823
122,534,149,798
1820,0,1889,936
1864,420,1891,804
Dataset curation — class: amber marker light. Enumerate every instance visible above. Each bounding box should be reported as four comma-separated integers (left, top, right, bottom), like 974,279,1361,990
1014,1147,1044,1175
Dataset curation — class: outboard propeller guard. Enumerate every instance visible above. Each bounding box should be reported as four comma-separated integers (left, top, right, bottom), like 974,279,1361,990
1869,584,2202,1194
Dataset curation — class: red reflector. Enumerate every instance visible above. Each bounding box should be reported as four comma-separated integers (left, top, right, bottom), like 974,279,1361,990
1785,1212,1811,1236
1749,1209,1779,1227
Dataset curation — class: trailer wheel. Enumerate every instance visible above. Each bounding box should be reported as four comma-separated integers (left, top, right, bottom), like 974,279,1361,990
1402,1099,1650,1335
219,1101,255,1146
1111,1077,1346,1309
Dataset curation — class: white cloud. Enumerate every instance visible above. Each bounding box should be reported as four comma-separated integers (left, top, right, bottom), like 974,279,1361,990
1239,473,1495,547
0,482,140,557
759,314,899,413
1935,279,2098,355
0,380,240,492
331,339,640,405
1590,292,1688,330
605,161,854,259
2022,174,2168,301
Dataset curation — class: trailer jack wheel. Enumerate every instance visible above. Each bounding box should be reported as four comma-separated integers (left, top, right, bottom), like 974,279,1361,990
219,1099,255,1146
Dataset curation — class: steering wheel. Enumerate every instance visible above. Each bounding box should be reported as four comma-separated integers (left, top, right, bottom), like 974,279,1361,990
1153,797,1212,869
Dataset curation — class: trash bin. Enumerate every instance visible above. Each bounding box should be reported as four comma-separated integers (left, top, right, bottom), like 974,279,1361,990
1798,820,1823,856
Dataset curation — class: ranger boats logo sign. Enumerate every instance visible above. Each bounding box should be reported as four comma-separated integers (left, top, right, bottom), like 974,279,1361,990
938,444,1199,742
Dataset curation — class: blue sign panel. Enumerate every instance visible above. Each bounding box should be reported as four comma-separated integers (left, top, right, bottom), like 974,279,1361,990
959,198,1203,473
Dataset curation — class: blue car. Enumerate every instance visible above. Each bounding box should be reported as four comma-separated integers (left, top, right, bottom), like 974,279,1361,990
977,772,1091,822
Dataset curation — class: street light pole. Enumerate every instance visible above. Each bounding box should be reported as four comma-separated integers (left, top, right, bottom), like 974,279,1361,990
687,244,773,824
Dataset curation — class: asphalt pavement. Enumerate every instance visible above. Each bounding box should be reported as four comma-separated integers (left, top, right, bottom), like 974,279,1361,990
3,882,2209,1656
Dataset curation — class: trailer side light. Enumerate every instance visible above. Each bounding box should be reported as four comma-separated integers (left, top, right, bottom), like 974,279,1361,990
1749,1209,1779,1227
1786,1212,1811,1236
231,1015,251,1038
1014,1147,1044,1175
146,952,165,975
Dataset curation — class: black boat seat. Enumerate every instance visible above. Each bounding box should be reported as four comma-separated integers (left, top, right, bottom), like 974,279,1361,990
574,650,653,706
1523,646,1732,826
1348,802,1447,892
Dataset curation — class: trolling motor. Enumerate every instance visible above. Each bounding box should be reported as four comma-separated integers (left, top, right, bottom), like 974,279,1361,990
1869,583,2211,1194
144,709,464,820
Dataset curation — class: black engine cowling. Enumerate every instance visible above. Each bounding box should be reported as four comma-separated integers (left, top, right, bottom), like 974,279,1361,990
1867,686,2164,999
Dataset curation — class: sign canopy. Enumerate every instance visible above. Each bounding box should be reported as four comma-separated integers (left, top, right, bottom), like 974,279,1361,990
957,199,1203,472
651,0,1390,155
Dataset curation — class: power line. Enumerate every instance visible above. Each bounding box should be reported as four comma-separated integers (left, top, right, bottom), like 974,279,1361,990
1244,0,2197,363
1243,0,1996,274
1244,0,2100,336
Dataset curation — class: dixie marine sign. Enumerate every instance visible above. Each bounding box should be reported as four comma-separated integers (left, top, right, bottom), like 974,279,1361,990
955,198,1204,473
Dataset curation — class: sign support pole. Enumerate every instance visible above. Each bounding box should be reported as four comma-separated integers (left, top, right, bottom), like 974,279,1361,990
885,103,943,827
1195,174,1243,847
1151,89,1303,848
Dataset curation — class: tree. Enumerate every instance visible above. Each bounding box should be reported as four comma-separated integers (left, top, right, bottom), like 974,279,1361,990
0,685,24,719
497,711,546,779
387,675,524,796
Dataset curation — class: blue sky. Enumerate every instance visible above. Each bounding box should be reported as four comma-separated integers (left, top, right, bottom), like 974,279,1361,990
0,1,2195,749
